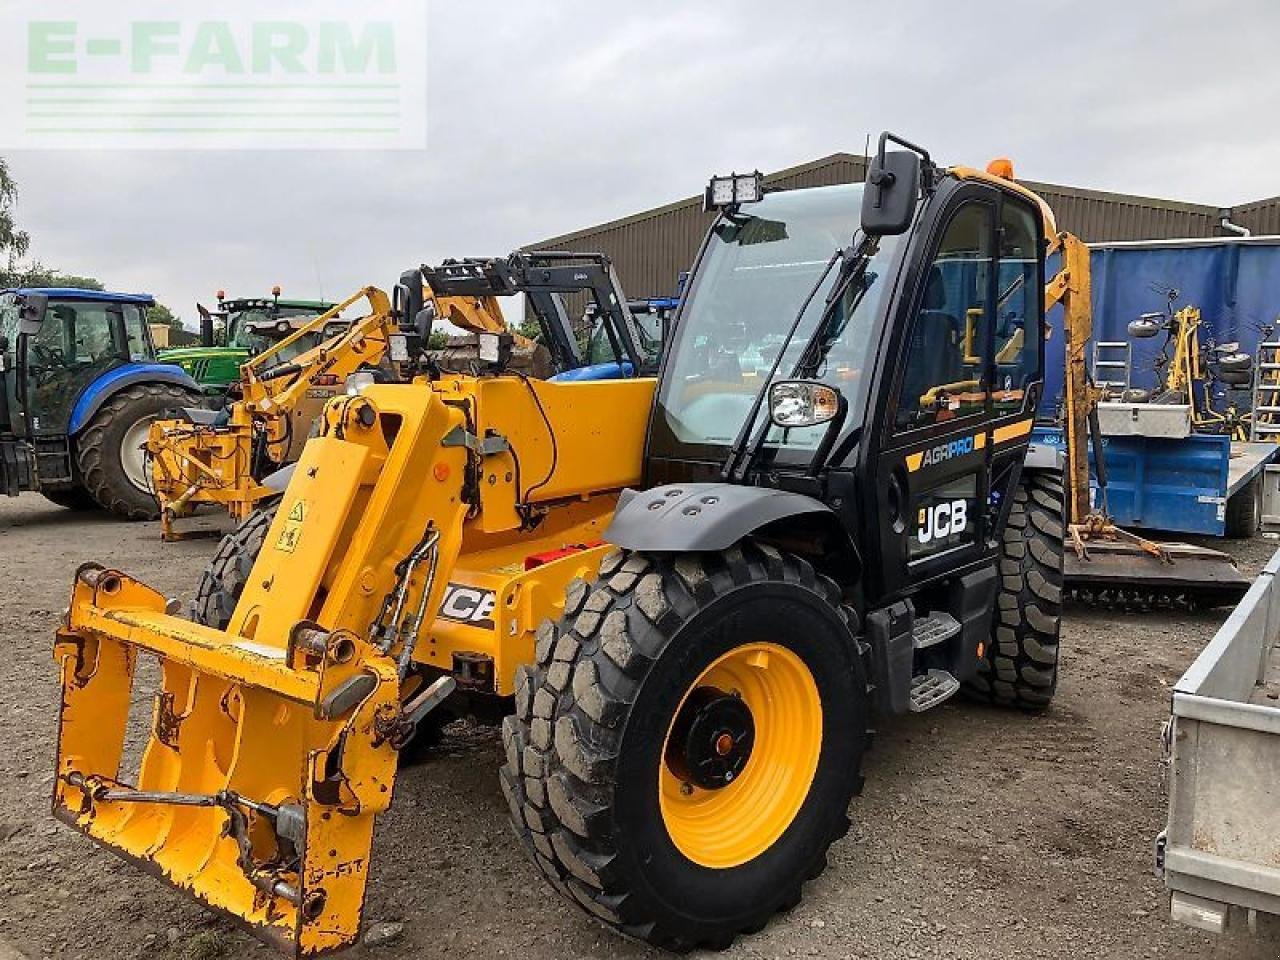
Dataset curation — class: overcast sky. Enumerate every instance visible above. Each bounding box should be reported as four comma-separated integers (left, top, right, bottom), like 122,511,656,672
6,0,1280,324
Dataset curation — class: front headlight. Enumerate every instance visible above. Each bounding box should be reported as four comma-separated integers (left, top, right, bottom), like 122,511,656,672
768,381,842,428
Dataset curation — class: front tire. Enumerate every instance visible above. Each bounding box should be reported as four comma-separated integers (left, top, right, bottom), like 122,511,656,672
965,471,1064,708
193,502,279,629
501,542,869,950
77,383,199,520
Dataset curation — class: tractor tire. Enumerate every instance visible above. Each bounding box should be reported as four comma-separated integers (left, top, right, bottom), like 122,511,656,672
193,501,280,629
41,487,97,511
965,471,1064,709
1224,474,1262,540
500,542,869,950
77,383,200,520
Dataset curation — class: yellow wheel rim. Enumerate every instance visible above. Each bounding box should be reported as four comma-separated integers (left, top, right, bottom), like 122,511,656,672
659,642,822,869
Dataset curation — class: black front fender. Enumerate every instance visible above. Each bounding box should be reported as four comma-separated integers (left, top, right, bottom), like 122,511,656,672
605,482,834,553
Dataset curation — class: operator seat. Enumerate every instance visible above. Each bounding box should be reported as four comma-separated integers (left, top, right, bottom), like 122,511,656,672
899,267,960,425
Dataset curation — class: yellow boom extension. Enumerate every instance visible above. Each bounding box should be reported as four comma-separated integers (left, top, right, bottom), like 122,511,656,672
54,374,654,956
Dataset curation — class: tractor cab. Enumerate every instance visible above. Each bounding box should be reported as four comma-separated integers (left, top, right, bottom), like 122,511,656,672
165,292,340,393
1,288,159,442
620,138,1048,608
583,296,678,375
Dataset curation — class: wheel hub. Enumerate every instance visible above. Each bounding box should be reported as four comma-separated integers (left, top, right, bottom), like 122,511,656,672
664,686,754,789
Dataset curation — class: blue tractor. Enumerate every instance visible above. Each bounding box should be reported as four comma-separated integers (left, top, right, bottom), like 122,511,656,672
0,288,203,518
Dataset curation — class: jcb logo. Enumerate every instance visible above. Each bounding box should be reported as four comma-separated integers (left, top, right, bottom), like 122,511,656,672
917,500,968,545
437,583,497,629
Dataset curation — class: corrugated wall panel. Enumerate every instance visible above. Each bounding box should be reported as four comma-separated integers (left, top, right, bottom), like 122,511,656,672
1233,197,1280,235
526,154,1274,326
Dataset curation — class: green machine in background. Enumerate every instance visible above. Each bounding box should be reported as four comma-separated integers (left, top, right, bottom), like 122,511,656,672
158,287,340,394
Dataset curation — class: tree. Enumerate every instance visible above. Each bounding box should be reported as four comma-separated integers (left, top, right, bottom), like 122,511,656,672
0,261,104,290
146,302,182,332
0,158,30,271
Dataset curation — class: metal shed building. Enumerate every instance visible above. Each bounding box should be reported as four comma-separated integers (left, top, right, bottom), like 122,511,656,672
526,152,1276,302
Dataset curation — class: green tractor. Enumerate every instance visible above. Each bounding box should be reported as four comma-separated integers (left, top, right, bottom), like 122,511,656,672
158,289,339,395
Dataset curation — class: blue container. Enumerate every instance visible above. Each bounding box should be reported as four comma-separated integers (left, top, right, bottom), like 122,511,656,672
1031,427,1234,536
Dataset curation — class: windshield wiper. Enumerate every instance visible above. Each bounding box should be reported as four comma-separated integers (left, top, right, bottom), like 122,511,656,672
720,232,880,483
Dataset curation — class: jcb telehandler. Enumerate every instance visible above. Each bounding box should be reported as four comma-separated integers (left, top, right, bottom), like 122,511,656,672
53,133,1173,955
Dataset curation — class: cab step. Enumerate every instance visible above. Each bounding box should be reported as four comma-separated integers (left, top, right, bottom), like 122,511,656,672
911,612,961,650
908,669,961,712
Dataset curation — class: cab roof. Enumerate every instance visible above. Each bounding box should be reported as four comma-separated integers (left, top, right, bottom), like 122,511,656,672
2,287,156,305
223,297,336,310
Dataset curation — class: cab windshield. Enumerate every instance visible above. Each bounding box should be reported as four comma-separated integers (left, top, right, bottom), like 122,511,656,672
226,305,327,350
652,183,902,459
586,306,664,367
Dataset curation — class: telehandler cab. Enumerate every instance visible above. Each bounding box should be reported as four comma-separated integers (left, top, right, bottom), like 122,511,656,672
56,133,1102,954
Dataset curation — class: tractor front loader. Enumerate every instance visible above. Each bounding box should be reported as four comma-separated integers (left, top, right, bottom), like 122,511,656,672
48,134,1243,958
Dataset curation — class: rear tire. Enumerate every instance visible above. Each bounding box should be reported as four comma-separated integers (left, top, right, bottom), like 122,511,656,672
40,486,96,511
501,542,869,950
77,383,199,520
965,471,1064,709
1224,474,1261,539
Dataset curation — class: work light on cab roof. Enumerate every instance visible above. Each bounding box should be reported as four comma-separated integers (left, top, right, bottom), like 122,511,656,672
704,170,764,210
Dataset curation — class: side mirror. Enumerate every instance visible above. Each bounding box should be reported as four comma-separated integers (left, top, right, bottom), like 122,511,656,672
18,293,47,336
861,149,920,236
414,304,438,341
397,269,425,332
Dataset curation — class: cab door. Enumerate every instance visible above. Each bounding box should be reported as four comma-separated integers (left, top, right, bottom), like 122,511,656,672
21,301,121,436
869,188,1000,600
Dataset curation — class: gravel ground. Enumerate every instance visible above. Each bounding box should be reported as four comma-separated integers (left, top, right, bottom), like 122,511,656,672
1,493,1278,960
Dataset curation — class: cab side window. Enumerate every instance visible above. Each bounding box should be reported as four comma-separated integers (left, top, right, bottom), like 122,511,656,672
895,203,993,431
993,200,1042,413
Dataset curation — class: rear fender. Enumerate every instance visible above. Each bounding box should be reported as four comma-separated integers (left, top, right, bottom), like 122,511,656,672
69,363,202,434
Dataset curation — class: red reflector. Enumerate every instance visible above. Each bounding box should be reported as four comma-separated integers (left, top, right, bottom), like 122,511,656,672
524,541,604,570
314,374,339,386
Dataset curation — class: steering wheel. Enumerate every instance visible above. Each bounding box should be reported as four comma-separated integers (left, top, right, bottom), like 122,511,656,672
28,343,66,383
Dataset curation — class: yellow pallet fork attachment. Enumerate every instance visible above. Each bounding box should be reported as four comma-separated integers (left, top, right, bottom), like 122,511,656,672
55,374,654,956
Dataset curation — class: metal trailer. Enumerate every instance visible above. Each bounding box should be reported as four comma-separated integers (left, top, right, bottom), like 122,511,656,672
1159,546,1280,933
1028,427,1277,537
